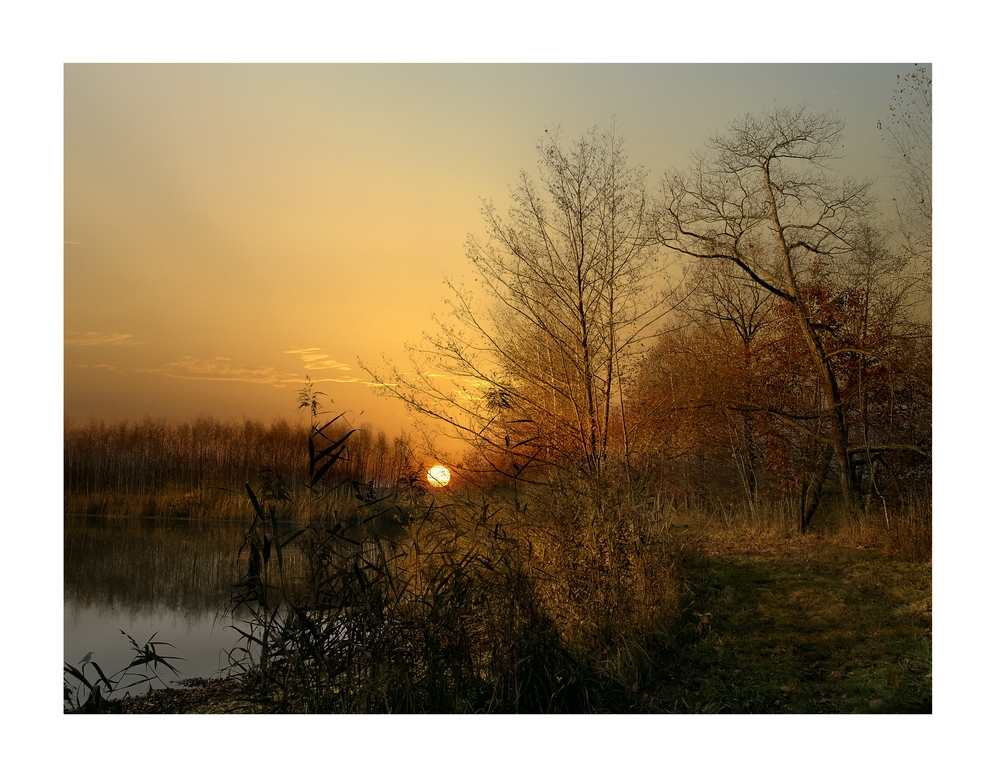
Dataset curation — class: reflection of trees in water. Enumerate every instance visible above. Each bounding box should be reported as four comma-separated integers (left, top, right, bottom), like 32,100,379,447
64,517,247,621
65,514,411,625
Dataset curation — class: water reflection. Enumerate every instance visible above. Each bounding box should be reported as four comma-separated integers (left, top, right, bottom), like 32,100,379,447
64,516,248,695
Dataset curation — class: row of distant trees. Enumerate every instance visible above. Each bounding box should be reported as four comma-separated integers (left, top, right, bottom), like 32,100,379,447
64,415,418,499
366,68,931,526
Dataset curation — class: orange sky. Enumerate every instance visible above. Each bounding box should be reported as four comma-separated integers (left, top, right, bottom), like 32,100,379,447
64,64,923,456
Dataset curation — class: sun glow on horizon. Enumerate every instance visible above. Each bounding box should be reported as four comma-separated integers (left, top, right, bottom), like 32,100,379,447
427,465,451,487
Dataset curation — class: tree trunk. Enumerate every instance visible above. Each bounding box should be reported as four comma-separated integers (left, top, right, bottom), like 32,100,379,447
801,443,833,533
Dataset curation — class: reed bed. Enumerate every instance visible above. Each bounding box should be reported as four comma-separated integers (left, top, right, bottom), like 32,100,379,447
225,476,681,713
212,393,678,712
64,395,928,712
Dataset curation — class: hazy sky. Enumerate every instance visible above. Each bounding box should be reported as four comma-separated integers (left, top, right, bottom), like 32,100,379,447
65,63,924,445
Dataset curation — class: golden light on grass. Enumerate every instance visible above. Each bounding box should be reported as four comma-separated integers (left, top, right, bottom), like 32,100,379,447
427,465,451,487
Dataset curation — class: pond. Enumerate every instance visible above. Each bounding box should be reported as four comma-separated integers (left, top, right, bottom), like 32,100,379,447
64,515,250,701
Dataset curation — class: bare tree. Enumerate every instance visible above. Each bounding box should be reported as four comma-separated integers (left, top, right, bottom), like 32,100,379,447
880,65,932,282
686,259,775,503
364,124,674,485
653,107,879,513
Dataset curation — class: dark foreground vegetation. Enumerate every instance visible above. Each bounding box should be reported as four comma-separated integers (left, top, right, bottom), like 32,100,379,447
66,498,930,714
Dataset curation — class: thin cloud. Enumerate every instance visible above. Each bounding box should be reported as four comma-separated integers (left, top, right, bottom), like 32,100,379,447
64,240,84,245
74,363,123,371
285,348,352,371
65,331,140,347
310,359,354,370
139,357,300,387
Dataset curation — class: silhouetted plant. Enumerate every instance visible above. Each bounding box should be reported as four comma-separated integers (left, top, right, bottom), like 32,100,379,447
221,384,682,712
64,631,183,712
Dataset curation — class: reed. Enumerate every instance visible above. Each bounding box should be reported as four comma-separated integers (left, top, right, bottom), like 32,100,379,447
64,631,183,712
850,494,932,563
222,390,682,712
225,489,680,711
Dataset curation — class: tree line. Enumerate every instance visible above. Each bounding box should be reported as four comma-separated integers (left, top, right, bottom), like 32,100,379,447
64,415,419,502
366,70,931,530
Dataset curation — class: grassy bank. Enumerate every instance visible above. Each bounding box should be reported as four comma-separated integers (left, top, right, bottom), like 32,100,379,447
69,502,930,714
649,528,931,712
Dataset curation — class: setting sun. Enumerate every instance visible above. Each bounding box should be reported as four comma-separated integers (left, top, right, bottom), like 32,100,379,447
427,465,451,487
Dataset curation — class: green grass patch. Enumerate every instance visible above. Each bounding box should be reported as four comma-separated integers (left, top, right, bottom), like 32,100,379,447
647,533,931,713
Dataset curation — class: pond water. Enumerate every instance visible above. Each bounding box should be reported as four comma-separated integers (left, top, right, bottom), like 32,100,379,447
64,515,250,700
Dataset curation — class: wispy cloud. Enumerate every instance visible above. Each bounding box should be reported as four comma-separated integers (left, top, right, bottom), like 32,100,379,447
74,363,123,371
65,331,140,347
138,357,300,387
64,240,85,245
286,348,352,371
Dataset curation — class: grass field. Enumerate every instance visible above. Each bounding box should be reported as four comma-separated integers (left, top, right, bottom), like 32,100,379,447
649,528,931,713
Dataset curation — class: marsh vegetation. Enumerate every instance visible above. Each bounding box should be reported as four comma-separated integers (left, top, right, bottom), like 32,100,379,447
64,388,930,713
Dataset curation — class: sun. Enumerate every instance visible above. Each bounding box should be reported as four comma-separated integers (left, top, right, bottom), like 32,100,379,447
427,465,451,487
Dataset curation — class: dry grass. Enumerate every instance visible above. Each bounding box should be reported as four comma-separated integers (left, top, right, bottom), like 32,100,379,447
64,399,928,713
221,474,682,713
675,493,931,564
71,487,931,714
650,529,931,713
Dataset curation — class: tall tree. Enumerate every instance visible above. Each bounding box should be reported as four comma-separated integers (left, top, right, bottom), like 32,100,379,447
635,222,929,528
653,107,878,513
365,124,673,485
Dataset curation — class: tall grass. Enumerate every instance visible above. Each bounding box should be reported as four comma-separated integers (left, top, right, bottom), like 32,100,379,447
64,631,183,712
851,494,932,562
217,392,927,712
670,492,931,563
222,394,681,712
225,484,681,712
